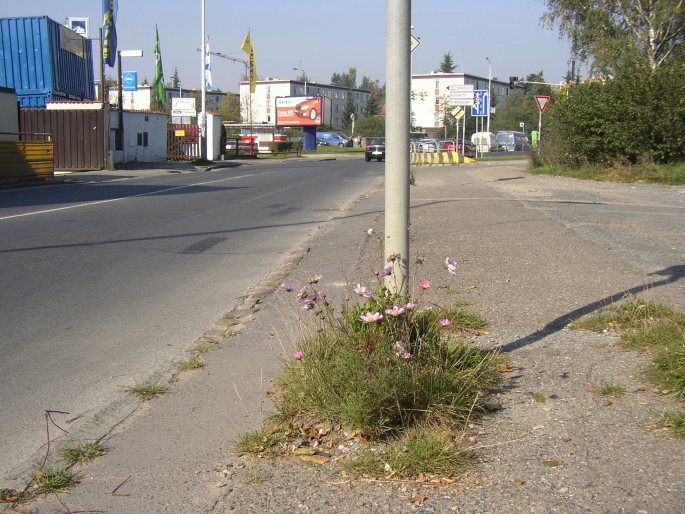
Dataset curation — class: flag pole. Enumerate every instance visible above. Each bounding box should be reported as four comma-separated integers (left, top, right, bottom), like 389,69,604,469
200,0,207,160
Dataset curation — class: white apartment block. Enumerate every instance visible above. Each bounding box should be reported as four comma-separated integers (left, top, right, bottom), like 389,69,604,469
411,72,514,131
107,85,227,113
239,78,371,130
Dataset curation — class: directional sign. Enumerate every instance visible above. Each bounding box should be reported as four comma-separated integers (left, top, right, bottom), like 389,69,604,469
535,95,551,113
122,71,137,92
171,97,197,117
449,84,474,106
410,34,421,53
471,89,488,117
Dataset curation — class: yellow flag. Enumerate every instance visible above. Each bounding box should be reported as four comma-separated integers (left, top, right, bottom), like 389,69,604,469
241,31,257,93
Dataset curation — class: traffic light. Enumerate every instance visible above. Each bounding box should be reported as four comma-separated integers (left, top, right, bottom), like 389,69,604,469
508,76,519,89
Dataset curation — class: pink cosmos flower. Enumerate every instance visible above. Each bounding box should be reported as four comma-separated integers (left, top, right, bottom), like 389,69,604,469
394,341,411,360
354,284,372,298
405,302,417,311
293,351,303,360
445,258,457,276
279,283,298,292
385,305,406,317
375,263,394,278
300,298,316,310
438,319,451,327
419,279,431,289
359,312,383,323
308,274,323,284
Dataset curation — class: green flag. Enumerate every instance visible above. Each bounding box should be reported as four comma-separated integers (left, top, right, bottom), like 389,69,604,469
153,26,167,107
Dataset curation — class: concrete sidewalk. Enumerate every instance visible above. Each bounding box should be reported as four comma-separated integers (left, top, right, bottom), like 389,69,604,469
20,163,685,513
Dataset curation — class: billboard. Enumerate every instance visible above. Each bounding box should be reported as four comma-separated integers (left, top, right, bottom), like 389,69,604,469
275,96,322,127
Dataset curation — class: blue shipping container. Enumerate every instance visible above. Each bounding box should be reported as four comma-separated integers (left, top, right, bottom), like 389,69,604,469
0,16,95,107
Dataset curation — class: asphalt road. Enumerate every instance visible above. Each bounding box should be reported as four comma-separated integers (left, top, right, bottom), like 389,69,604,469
0,156,383,482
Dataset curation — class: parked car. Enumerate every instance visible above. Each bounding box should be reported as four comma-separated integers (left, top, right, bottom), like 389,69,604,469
334,132,353,147
364,137,385,161
317,131,351,147
471,132,498,152
418,138,439,152
496,131,531,152
439,139,456,152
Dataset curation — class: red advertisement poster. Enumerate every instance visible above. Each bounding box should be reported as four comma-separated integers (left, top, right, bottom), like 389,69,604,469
275,96,322,127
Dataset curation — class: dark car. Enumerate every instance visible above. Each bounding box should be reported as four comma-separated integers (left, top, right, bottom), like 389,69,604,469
364,137,385,162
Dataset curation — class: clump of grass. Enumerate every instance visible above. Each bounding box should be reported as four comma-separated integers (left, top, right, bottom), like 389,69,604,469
235,261,500,479
591,383,626,398
124,381,168,401
234,427,286,456
649,410,685,438
190,342,215,354
569,297,685,398
58,441,107,466
177,357,205,371
271,300,498,439
343,427,473,479
243,471,264,484
34,467,78,494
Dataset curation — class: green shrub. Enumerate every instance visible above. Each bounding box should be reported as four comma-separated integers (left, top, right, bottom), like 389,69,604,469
265,141,301,153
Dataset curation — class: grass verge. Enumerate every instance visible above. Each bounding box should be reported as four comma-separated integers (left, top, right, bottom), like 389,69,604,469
569,297,685,399
529,161,685,185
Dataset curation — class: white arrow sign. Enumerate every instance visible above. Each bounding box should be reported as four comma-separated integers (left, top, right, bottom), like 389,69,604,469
410,34,421,53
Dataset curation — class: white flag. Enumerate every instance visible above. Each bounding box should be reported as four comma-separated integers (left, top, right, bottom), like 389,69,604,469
204,36,213,90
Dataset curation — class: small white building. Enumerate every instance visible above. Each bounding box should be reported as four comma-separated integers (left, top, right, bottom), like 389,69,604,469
411,72,514,131
239,78,371,130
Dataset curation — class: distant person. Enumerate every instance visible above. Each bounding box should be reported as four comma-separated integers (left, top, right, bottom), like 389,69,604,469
356,134,362,147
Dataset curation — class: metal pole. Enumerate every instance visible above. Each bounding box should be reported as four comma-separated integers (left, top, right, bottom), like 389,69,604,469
117,50,123,155
199,0,207,159
538,109,543,148
486,57,492,134
384,0,411,295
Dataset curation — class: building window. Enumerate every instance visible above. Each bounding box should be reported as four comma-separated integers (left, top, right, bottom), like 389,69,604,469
137,132,148,147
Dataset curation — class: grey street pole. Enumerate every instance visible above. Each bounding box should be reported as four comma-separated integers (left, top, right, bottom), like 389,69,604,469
486,57,492,134
293,67,307,95
199,0,207,160
384,0,411,296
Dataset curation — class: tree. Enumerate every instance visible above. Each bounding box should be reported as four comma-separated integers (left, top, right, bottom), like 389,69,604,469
218,93,241,122
331,67,358,89
439,52,456,73
543,0,685,74
522,71,552,97
342,95,356,131
355,115,385,137
490,90,539,134
169,66,181,89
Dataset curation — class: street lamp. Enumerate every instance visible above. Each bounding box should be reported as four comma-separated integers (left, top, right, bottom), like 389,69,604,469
486,57,492,134
117,49,143,157
293,67,307,96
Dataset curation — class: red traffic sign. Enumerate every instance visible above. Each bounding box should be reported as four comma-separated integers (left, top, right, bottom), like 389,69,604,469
535,95,551,113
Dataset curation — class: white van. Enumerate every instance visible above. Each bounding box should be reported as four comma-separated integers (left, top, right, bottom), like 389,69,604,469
471,132,497,153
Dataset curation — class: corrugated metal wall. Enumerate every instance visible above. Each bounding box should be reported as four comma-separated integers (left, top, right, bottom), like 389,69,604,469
20,108,108,170
0,16,95,107
0,141,54,183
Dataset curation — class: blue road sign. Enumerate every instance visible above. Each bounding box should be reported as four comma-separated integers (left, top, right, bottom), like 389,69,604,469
471,89,489,117
122,71,138,92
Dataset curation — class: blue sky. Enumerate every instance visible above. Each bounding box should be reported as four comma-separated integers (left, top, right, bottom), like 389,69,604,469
3,1,574,91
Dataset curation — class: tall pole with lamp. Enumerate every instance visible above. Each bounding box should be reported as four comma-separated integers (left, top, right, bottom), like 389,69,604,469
199,0,207,160
293,67,307,96
486,57,492,134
